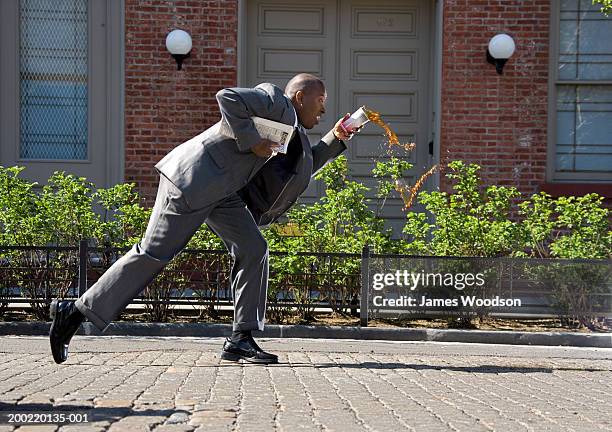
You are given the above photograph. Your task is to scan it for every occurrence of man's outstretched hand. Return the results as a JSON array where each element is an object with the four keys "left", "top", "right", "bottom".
[
  {"left": 251, "top": 138, "right": 283, "bottom": 158},
  {"left": 332, "top": 113, "right": 362, "bottom": 141}
]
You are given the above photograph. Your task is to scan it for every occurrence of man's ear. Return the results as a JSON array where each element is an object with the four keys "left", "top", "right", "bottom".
[{"left": 295, "top": 90, "right": 304, "bottom": 106}]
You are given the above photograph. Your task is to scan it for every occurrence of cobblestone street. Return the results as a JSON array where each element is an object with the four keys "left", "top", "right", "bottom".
[{"left": 0, "top": 336, "right": 611, "bottom": 431}]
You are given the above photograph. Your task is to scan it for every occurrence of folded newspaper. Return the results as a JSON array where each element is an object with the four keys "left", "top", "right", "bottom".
[{"left": 220, "top": 117, "right": 295, "bottom": 154}]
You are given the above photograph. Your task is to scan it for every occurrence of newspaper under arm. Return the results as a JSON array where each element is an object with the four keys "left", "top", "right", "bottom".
[{"left": 219, "top": 116, "right": 295, "bottom": 154}]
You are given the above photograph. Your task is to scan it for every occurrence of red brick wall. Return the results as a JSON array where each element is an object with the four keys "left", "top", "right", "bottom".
[
  {"left": 440, "top": 0, "right": 550, "bottom": 197},
  {"left": 124, "top": 0, "right": 238, "bottom": 204}
]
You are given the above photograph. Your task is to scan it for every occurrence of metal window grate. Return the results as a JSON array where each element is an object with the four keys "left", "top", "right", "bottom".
[{"left": 19, "top": 0, "right": 88, "bottom": 160}]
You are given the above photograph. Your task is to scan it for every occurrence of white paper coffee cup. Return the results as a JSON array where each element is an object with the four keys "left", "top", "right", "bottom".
[{"left": 341, "top": 106, "right": 370, "bottom": 133}]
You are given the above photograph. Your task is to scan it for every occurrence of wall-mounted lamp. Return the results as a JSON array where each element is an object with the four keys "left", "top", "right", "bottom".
[
  {"left": 165, "top": 29, "right": 192, "bottom": 70},
  {"left": 486, "top": 33, "right": 515, "bottom": 75}
]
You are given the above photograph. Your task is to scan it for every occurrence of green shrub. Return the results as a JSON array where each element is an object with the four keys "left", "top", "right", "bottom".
[
  {"left": 397, "top": 161, "right": 611, "bottom": 329},
  {"left": 402, "top": 161, "right": 523, "bottom": 257},
  {"left": 516, "top": 192, "right": 611, "bottom": 329},
  {"left": 0, "top": 166, "right": 44, "bottom": 246},
  {"left": 400, "top": 161, "right": 611, "bottom": 259},
  {"left": 518, "top": 192, "right": 611, "bottom": 259},
  {"left": 594, "top": 0, "right": 612, "bottom": 15},
  {"left": 266, "top": 155, "right": 393, "bottom": 254}
]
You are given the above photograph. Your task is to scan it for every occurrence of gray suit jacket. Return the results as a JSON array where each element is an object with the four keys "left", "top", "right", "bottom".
[{"left": 154, "top": 83, "right": 347, "bottom": 226}]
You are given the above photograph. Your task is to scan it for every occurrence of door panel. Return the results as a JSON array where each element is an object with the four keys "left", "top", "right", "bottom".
[{"left": 338, "top": 0, "right": 433, "bottom": 233}]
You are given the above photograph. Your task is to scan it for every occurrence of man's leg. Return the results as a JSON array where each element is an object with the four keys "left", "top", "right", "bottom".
[
  {"left": 205, "top": 194, "right": 269, "bottom": 332},
  {"left": 75, "top": 175, "right": 212, "bottom": 331},
  {"left": 205, "top": 193, "right": 277, "bottom": 363}
]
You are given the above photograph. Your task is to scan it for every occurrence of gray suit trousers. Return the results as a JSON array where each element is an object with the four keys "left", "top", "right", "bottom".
[{"left": 75, "top": 175, "right": 269, "bottom": 332}]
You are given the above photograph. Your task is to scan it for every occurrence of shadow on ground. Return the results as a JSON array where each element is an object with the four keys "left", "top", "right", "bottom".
[{"left": 52, "top": 360, "right": 612, "bottom": 374}]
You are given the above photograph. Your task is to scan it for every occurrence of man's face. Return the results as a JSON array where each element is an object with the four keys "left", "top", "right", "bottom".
[{"left": 295, "top": 87, "right": 327, "bottom": 129}]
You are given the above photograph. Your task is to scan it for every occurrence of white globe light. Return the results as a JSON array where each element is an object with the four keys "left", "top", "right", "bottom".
[
  {"left": 488, "top": 33, "right": 515, "bottom": 59},
  {"left": 165, "top": 29, "right": 192, "bottom": 55}
]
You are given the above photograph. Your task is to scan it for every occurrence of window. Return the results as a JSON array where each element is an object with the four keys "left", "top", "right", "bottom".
[
  {"left": 549, "top": 0, "right": 612, "bottom": 182},
  {"left": 0, "top": 0, "right": 123, "bottom": 188},
  {"left": 19, "top": 0, "right": 88, "bottom": 160}
]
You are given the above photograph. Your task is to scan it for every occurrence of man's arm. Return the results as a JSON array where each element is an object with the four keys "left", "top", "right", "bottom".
[
  {"left": 216, "top": 83, "right": 287, "bottom": 153},
  {"left": 311, "top": 114, "right": 352, "bottom": 175},
  {"left": 311, "top": 132, "right": 348, "bottom": 176}
]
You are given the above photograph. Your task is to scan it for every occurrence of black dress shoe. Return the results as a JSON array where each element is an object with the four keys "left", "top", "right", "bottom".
[
  {"left": 220, "top": 335, "right": 278, "bottom": 364},
  {"left": 49, "top": 300, "right": 84, "bottom": 364}
]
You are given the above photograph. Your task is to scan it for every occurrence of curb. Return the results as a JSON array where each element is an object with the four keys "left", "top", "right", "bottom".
[{"left": 0, "top": 321, "right": 610, "bottom": 348}]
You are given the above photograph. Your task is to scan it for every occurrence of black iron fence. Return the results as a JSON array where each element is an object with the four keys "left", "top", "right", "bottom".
[
  {"left": 1, "top": 243, "right": 610, "bottom": 327},
  {"left": 362, "top": 250, "right": 612, "bottom": 328},
  {"left": 0, "top": 242, "right": 361, "bottom": 322}
]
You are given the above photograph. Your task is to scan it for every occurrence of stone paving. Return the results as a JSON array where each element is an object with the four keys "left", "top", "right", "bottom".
[{"left": 0, "top": 335, "right": 611, "bottom": 431}]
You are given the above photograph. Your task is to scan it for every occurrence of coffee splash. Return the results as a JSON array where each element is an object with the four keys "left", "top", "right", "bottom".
[
  {"left": 362, "top": 106, "right": 438, "bottom": 210},
  {"left": 363, "top": 107, "right": 415, "bottom": 153},
  {"left": 395, "top": 165, "right": 438, "bottom": 210}
]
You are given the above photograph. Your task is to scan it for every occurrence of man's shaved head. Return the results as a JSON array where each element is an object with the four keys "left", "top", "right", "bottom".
[
  {"left": 285, "top": 73, "right": 325, "bottom": 99},
  {"left": 285, "top": 73, "right": 327, "bottom": 129}
]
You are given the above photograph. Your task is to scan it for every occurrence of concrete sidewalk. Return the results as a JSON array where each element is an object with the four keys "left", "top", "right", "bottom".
[
  {"left": 0, "top": 321, "right": 610, "bottom": 348},
  {"left": 0, "top": 336, "right": 611, "bottom": 431}
]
